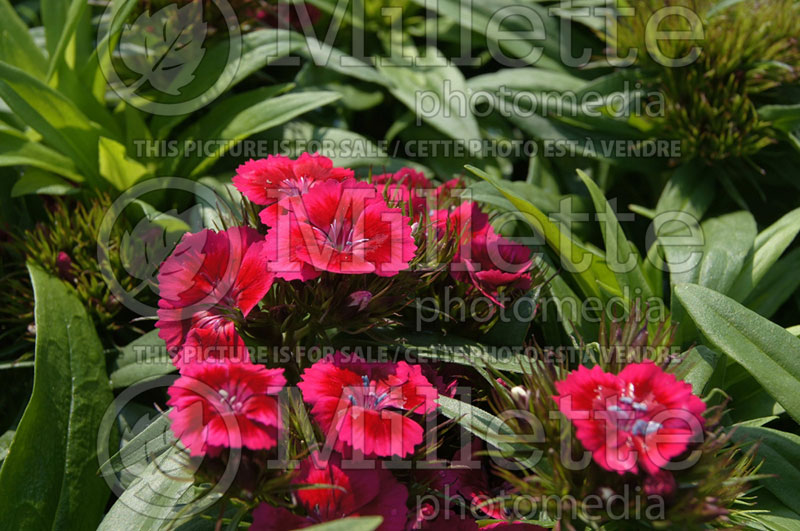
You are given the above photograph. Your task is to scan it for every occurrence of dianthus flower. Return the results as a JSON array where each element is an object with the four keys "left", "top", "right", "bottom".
[
  {"left": 263, "top": 179, "right": 416, "bottom": 280},
  {"left": 433, "top": 202, "right": 532, "bottom": 304},
  {"left": 167, "top": 360, "right": 285, "bottom": 456},
  {"left": 156, "top": 227, "right": 272, "bottom": 355},
  {"left": 553, "top": 361, "right": 706, "bottom": 475},
  {"left": 233, "top": 153, "right": 352, "bottom": 219},
  {"left": 251, "top": 453, "right": 408, "bottom": 530},
  {"left": 298, "top": 353, "right": 437, "bottom": 457}
]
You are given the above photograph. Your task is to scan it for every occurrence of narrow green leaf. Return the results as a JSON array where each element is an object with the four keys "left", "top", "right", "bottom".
[
  {"left": 467, "top": 165, "right": 606, "bottom": 301},
  {"left": 729, "top": 207, "right": 800, "bottom": 302},
  {"left": 576, "top": 169, "right": 653, "bottom": 301}
]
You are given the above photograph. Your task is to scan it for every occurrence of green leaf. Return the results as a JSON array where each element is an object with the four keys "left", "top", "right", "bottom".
[
  {"left": 98, "top": 136, "right": 151, "bottom": 190},
  {"left": 109, "top": 330, "right": 174, "bottom": 388},
  {"left": 0, "top": 61, "right": 102, "bottom": 180},
  {"left": 467, "top": 165, "right": 606, "bottom": 301},
  {"left": 759, "top": 103, "right": 800, "bottom": 132},
  {"left": 303, "top": 517, "right": 384, "bottom": 531},
  {"left": 729, "top": 426, "right": 800, "bottom": 514},
  {"left": 0, "top": 0, "right": 48, "bottom": 77},
  {"left": 576, "top": 169, "right": 654, "bottom": 301},
  {"left": 742, "top": 247, "right": 800, "bottom": 319},
  {"left": 98, "top": 411, "right": 174, "bottom": 486},
  {"left": 0, "top": 126, "right": 84, "bottom": 182},
  {"left": 671, "top": 345, "right": 720, "bottom": 396},
  {"left": 729, "top": 207, "right": 800, "bottom": 302},
  {"left": 97, "top": 447, "right": 200, "bottom": 531},
  {"left": 11, "top": 169, "right": 77, "bottom": 197},
  {"left": 0, "top": 265, "right": 114, "bottom": 530},
  {"left": 176, "top": 88, "right": 342, "bottom": 177},
  {"left": 674, "top": 283, "right": 800, "bottom": 423},
  {"left": 377, "top": 51, "right": 481, "bottom": 151},
  {"left": 437, "top": 395, "right": 541, "bottom": 467}
]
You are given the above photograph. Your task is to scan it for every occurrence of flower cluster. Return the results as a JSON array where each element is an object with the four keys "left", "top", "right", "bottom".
[{"left": 152, "top": 154, "right": 753, "bottom": 529}]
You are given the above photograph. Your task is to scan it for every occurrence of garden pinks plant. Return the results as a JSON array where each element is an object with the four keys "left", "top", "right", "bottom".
[
  {"left": 480, "top": 309, "right": 761, "bottom": 529},
  {"left": 146, "top": 155, "right": 764, "bottom": 529}
]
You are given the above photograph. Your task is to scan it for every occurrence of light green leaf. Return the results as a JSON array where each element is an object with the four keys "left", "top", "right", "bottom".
[
  {"left": 672, "top": 345, "right": 720, "bottom": 396},
  {"left": 0, "top": 0, "right": 48, "bottom": 77},
  {"left": 674, "top": 283, "right": 800, "bottom": 423},
  {"left": 303, "top": 517, "right": 384, "bottom": 531},
  {"left": 0, "top": 265, "right": 114, "bottom": 530},
  {"left": 99, "top": 136, "right": 151, "bottom": 190}
]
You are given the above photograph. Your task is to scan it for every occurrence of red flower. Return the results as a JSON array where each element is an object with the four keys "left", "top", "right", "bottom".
[
  {"left": 251, "top": 453, "right": 409, "bottom": 530},
  {"left": 373, "top": 167, "right": 434, "bottom": 219},
  {"left": 156, "top": 227, "right": 272, "bottom": 355},
  {"left": 167, "top": 360, "right": 285, "bottom": 457},
  {"left": 264, "top": 179, "right": 416, "bottom": 281},
  {"left": 433, "top": 202, "right": 532, "bottom": 304},
  {"left": 174, "top": 326, "right": 250, "bottom": 367},
  {"left": 233, "top": 153, "right": 352, "bottom": 218},
  {"left": 298, "top": 353, "right": 437, "bottom": 458},
  {"left": 553, "top": 362, "right": 706, "bottom": 475}
]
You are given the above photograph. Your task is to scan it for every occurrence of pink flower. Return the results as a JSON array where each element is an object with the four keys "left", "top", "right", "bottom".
[
  {"left": 298, "top": 353, "right": 437, "bottom": 458},
  {"left": 250, "top": 453, "right": 408, "bottom": 530},
  {"left": 264, "top": 179, "right": 417, "bottom": 281},
  {"left": 553, "top": 362, "right": 706, "bottom": 475},
  {"left": 373, "top": 167, "right": 434, "bottom": 219},
  {"left": 233, "top": 153, "right": 352, "bottom": 218},
  {"left": 167, "top": 360, "right": 285, "bottom": 456},
  {"left": 433, "top": 202, "right": 532, "bottom": 304},
  {"left": 156, "top": 227, "right": 272, "bottom": 355},
  {"left": 174, "top": 326, "right": 251, "bottom": 367}
]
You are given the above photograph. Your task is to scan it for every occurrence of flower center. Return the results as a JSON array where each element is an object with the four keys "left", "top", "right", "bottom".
[
  {"left": 605, "top": 395, "right": 663, "bottom": 436},
  {"left": 315, "top": 218, "right": 370, "bottom": 252},
  {"left": 346, "top": 375, "right": 390, "bottom": 409}
]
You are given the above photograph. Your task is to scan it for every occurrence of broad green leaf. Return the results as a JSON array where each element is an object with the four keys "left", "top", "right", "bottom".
[
  {"left": 729, "top": 207, "right": 800, "bottom": 302},
  {"left": 467, "top": 68, "right": 586, "bottom": 93},
  {"left": 377, "top": 52, "right": 481, "bottom": 150},
  {"left": 98, "top": 136, "right": 151, "bottom": 190},
  {"left": 409, "top": 0, "right": 570, "bottom": 70},
  {"left": 576, "top": 169, "right": 654, "bottom": 301},
  {"left": 729, "top": 426, "right": 800, "bottom": 514},
  {"left": 304, "top": 517, "right": 384, "bottom": 531},
  {"left": 745, "top": 491, "right": 800, "bottom": 531},
  {"left": 0, "top": 265, "right": 114, "bottom": 530},
  {"left": 0, "top": 126, "right": 84, "bottom": 181},
  {"left": 674, "top": 283, "right": 800, "bottom": 423},
  {"left": 11, "top": 169, "right": 76, "bottom": 197},
  {"left": 654, "top": 160, "right": 714, "bottom": 222},
  {"left": 468, "top": 165, "right": 606, "bottom": 301},
  {"left": 45, "top": 0, "right": 90, "bottom": 80},
  {"left": 97, "top": 447, "right": 201, "bottom": 531}
]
